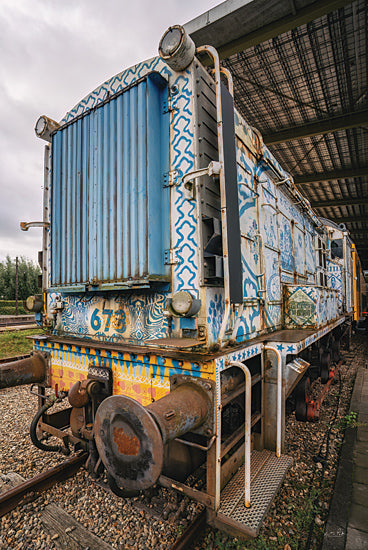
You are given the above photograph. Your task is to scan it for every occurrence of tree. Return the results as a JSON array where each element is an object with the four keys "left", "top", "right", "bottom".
[{"left": 0, "top": 256, "right": 40, "bottom": 300}]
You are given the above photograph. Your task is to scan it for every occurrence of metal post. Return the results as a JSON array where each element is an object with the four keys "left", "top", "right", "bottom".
[
  {"left": 15, "top": 256, "right": 19, "bottom": 316},
  {"left": 264, "top": 346, "right": 282, "bottom": 458}
]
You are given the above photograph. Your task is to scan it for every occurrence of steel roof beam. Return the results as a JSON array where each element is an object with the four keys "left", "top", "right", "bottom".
[
  {"left": 294, "top": 167, "right": 368, "bottom": 185},
  {"left": 263, "top": 109, "right": 368, "bottom": 144},
  {"left": 311, "top": 197, "right": 368, "bottom": 208},
  {"left": 348, "top": 230, "right": 368, "bottom": 236},
  {"left": 186, "top": 0, "right": 355, "bottom": 60},
  {"left": 329, "top": 215, "right": 368, "bottom": 224}
]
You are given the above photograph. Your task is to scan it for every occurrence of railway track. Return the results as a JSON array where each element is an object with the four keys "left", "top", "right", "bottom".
[
  {"left": 0, "top": 450, "right": 207, "bottom": 549},
  {"left": 0, "top": 315, "right": 36, "bottom": 331},
  {"left": 0, "top": 452, "right": 87, "bottom": 517},
  {"left": 169, "top": 509, "right": 207, "bottom": 549},
  {"left": 0, "top": 315, "right": 34, "bottom": 326}
]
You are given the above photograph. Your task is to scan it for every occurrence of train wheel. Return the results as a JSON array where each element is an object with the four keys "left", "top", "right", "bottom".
[
  {"left": 331, "top": 339, "right": 341, "bottom": 362},
  {"left": 320, "top": 351, "right": 331, "bottom": 384},
  {"left": 295, "top": 377, "right": 311, "bottom": 421}
]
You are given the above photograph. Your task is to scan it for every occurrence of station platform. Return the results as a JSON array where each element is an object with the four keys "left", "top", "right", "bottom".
[{"left": 322, "top": 338, "right": 368, "bottom": 550}]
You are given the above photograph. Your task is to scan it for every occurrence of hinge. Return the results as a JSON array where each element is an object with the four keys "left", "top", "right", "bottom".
[
  {"left": 163, "top": 170, "right": 179, "bottom": 188},
  {"left": 164, "top": 248, "right": 181, "bottom": 265},
  {"left": 162, "top": 99, "right": 170, "bottom": 114},
  {"left": 162, "top": 97, "right": 179, "bottom": 114}
]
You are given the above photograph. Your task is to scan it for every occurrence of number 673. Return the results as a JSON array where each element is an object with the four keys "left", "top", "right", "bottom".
[{"left": 90, "top": 308, "right": 127, "bottom": 333}]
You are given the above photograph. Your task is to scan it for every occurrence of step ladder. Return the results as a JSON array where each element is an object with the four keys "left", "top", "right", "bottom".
[{"left": 216, "top": 449, "right": 292, "bottom": 538}]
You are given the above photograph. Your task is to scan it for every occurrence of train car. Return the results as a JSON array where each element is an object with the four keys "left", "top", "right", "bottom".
[
  {"left": 3, "top": 26, "right": 364, "bottom": 539},
  {"left": 322, "top": 218, "right": 367, "bottom": 327}
]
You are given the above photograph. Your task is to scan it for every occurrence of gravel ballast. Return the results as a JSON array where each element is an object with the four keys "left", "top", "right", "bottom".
[{"left": 1, "top": 335, "right": 366, "bottom": 549}]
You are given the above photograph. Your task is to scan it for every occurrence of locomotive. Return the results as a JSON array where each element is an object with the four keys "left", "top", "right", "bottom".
[{"left": 2, "top": 25, "right": 366, "bottom": 538}]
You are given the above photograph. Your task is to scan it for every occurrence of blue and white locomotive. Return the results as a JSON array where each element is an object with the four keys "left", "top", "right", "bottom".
[{"left": 8, "top": 25, "right": 363, "bottom": 538}]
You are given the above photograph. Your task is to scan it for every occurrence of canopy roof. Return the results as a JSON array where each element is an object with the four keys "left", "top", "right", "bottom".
[{"left": 185, "top": 0, "right": 368, "bottom": 269}]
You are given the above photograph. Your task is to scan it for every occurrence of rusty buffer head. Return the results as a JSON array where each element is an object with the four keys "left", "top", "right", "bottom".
[{"left": 94, "top": 396, "right": 163, "bottom": 491}]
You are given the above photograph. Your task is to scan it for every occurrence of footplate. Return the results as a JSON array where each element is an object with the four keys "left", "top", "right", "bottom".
[{"left": 213, "top": 450, "right": 292, "bottom": 538}]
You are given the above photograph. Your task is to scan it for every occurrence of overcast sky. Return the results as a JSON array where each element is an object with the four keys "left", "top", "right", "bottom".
[{"left": 0, "top": 0, "right": 221, "bottom": 265}]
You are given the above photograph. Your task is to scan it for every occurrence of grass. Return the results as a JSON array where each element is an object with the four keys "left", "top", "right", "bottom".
[
  {"left": 201, "top": 482, "right": 322, "bottom": 550},
  {"left": 0, "top": 328, "right": 43, "bottom": 359}
]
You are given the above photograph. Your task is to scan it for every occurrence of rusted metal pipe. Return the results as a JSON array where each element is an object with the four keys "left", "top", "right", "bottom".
[
  {"left": 0, "top": 351, "right": 47, "bottom": 389},
  {"left": 68, "top": 380, "right": 91, "bottom": 408},
  {"left": 146, "top": 382, "right": 210, "bottom": 444},
  {"left": 94, "top": 382, "right": 212, "bottom": 492}
]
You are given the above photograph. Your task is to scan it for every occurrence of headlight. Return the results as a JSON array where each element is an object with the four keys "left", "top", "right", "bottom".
[
  {"left": 169, "top": 291, "right": 201, "bottom": 317},
  {"left": 35, "top": 116, "right": 47, "bottom": 137},
  {"left": 158, "top": 25, "right": 195, "bottom": 72},
  {"left": 25, "top": 295, "right": 44, "bottom": 313},
  {"left": 34, "top": 115, "right": 60, "bottom": 142}
]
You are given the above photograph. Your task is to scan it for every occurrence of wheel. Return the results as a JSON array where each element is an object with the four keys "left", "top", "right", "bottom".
[
  {"left": 295, "top": 377, "right": 311, "bottom": 421},
  {"left": 331, "top": 339, "right": 340, "bottom": 362},
  {"left": 320, "top": 351, "right": 330, "bottom": 384}
]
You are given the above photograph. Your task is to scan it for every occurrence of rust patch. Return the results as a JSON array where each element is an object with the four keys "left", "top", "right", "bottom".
[{"left": 113, "top": 427, "right": 139, "bottom": 456}]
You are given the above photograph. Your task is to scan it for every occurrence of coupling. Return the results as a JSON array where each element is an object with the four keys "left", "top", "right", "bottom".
[{"left": 94, "top": 379, "right": 213, "bottom": 492}]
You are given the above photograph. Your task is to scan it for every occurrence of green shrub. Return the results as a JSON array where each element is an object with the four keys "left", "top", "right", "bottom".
[
  {"left": 0, "top": 300, "right": 19, "bottom": 307},
  {"left": 0, "top": 305, "right": 28, "bottom": 315}
]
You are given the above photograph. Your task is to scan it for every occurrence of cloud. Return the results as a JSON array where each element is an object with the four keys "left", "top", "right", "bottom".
[{"left": 0, "top": 0, "right": 219, "bottom": 264}]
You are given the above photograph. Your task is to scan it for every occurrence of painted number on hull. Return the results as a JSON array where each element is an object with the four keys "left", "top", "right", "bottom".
[{"left": 91, "top": 308, "right": 127, "bottom": 333}]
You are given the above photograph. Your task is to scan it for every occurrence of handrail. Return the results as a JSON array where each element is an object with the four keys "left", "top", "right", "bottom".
[
  {"left": 196, "top": 45, "right": 231, "bottom": 347},
  {"left": 220, "top": 67, "right": 234, "bottom": 97},
  {"left": 229, "top": 361, "right": 252, "bottom": 508}
]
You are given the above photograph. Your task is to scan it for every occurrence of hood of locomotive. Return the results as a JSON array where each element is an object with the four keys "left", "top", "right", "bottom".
[
  {"left": 43, "top": 56, "right": 220, "bottom": 347},
  {"left": 38, "top": 51, "right": 335, "bottom": 351}
]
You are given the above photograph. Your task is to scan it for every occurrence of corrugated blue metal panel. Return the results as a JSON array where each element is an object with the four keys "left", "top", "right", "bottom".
[{"left": 51, "top": 73, "right": 170, "bottom": 288}]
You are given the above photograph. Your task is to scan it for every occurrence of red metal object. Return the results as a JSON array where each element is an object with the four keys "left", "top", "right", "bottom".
[
  {"left": 306, "top": 360, "right": 343, "bottom": 422},
  {"left": 68, "top": 379, "right": 90, "bottom": 408}
]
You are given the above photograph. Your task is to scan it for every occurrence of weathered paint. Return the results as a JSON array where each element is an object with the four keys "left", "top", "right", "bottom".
[
  {"left": 283, "top": 285, "right": 339, "bottom": 329},
  {"left": 33, "top": 338, "right": 215, "bottom": 407},
  {"left": 49, "top": 290, "right": 169, "bottom": 343},
  {"left": 51, "top": 73, "right": 170, "bottom": 289},
  {"left": 41, "top": 53, "right": 356, "bottom": 354}
]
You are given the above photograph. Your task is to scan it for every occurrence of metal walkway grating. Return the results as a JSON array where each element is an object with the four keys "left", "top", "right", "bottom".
[{"left": 218, "top": 450, "right": 293, "bottom": 537}]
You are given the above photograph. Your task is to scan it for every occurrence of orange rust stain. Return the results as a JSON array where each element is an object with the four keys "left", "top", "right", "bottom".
[{"left": 113, "top": 427, "right": 139, "bottom": 456}]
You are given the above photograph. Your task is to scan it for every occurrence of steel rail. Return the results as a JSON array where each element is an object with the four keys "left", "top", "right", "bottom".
[
  {"left": 0, "top": 452, "right": 87, "bottom": 517},
  {"left": 0, "top": 320, "right": 35, "bottom": 327},
  {"left": 169, "top": 509, "right": 207, "bottom": 550}
]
